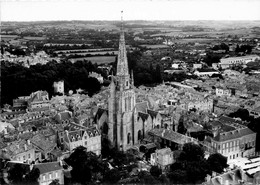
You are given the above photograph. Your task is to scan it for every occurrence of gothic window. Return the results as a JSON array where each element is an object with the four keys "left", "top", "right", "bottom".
[
  {"left": 126, "top": 81, "right": 128, "bottom": 87},
  {"left": 125, "top": 98, "right": 127, "bottom": 112},
  {"left": 138, "top": 130, "right": 142, "bottom": 141},
  {"left": 101, "top": 122, "right": 108, "bottom": 135},
  {"left": 128, "top": 97, "right": 131, "bottom": 111},
  {"left": 127, "top": 133, "right": 131, "bottom": 144}
]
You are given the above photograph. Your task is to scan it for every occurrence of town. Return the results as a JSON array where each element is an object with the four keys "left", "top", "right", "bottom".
[{"left": 1, "top": 10, "right": 260, "bottom": 185}]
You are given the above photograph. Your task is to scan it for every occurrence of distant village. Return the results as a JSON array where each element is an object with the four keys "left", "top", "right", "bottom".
[{"left": 1, "top": 19, "right": 260, "bottom": 185}]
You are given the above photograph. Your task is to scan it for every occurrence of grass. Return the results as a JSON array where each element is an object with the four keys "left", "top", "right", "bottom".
[{"left": 69, "top": 56, "right": 116, "bottom": 64}]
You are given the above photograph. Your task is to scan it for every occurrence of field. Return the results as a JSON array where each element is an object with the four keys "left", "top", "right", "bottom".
[
  {"left": 140, "top": 44, "right": 170, "bottom": 49},
  {"left": 174, "top": 38, "right": 217, "bottom": 44},
  {"left": 54, "top": 48, "right": 116, "bottom": 53},
  {"left": 62, "top": 51, "right": 118, "bottom": 56},
  {"left": 69, "top": 56, "right": 116, "bottom": 64}
]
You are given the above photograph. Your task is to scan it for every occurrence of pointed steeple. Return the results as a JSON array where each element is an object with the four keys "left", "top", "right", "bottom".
[{"left": 116, "top": 11, "right": 129, "bottom": 77}]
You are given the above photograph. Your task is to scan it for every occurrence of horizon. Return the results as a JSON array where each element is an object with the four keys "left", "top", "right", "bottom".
[{"left": 1, "top": 0, "right": 260, "bottom": 22}]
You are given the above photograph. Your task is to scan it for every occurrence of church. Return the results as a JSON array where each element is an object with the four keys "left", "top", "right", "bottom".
[{"left": 95, "top": 13, "right": 162, "bottom": 151}]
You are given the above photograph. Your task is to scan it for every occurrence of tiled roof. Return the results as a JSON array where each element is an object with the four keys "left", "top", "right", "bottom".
[
  {"left": 219, "top": 115, "right": 243, "bottom": 125},
  {"left": 156, "top": 148, "right": 172, "bottom": 155},
  {"left": 135, "top": 101, "right": 149, "bottom": 113},
  {"left": 148, "top": 128, "right": 195, "bottom": 145},
  {"left": 31, "top": 134, "right": 56, "bottom": 152},
  {"left": 34, "top": 162, "right": 63, "bottom": 174},
  {"left": 208, "top": 168, "right": 244, "bottom": 185},
  {"left": 3, "top": 139, "right": 34, "bottom": 157},
  {"left": 213, "top": 127, "right": 255, "bottom": 142},
  {"left": 55, "top": 111, "right": 72, "bottom": 121}
]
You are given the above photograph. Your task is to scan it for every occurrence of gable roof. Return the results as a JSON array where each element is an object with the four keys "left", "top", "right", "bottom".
[
  {"left": 34, "top": 162, "right": 63, "bottom": 174},
  {"left": 95, "top": 108, "right": 108, "bottom": 121},
  {"left": 149, "top": 128, "right": 195, "bottom": 145},
  {"left": 138, "top": 112, "right": 149, "bottom": 122},
  {"left": 147, "top": 109, "right": 159, "bottom": 119},
  {"left": 135, "top": 101, "right": 149, "bottom": 113},
  {"left": 213, "top": 127, "right": 255, "bottom": 142}
]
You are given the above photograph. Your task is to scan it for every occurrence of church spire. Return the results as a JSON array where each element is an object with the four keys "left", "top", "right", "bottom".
[{"left": 116, "top": 11, "right": 129, "bottom": 77}]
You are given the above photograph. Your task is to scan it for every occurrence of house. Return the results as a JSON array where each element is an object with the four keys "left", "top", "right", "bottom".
[
  {"left": 31, "top": 133, "right": 56, "bottom": 161},
  {"left": 204, "top": 116, "right": 256, "bottom": 162},
  {"left": 63, "top": 127, "right": 101, "bottom": 155},
  {"left": 0, "top": 139, "right": 37, "bottom": 164},
  {"left": 27, "top": 91, "right": 50, "bottom": 112},
  {"left": 54, "top": 111, "right": 73, "bottom": 125},
  {"left": 34, "top": 161, "right": 64, "bottom": 185},
  {"left": 215, "top": 86, "right": 232, "bottom": 97},
  {"left": 150, "top": 148, "right": 174, "bottom": 170}
]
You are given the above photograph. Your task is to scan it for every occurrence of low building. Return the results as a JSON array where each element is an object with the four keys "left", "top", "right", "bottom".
[
  {"left": 0, "top": 139, "right": 36, "bottom": 164},
  {"left": 148, "top": 128, "right": 198, "bottom": 151},
  {"left": 194, "top": 69, "right": 219, "bottom": 77},
  {"left": 34, "top": 161, "right": 64, "bottom": 185},
  {"left": 150, "top": 148, "right": 174, "bottom": 170},
  {"left": 219, "top": 55, "right": 260, "bottom": 69}
]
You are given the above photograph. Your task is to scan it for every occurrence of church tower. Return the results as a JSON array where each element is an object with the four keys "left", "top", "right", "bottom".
[{"left": 108, "top": 11, "right": 136, "bottom": 151}]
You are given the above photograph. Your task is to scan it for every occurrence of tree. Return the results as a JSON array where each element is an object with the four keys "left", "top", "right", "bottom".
[
  {"left": 8, "top": 164, "right": 27, "bottom": 184},
  {"left": 25, "top": 167, "right": 40, "bottom": 183},
  {"left": 150, "top": 165, "right": 162, "bottom": 178},
  {"left": 138, "top": 170, "right": 160, "bottom": 184},
  {"left": 179, "top": 142, "right": 205, "bottom": 162},
  {"left": 103, "top": 169, "right": 121, "bottom": 184},
  {"left": 49, "top": 179, "right": 60, "bottom": 185},
  {"left": 207, "top": 153, "right": 228, "bottom": 173},
  {"left": 168, "top": 169, "right": 187, "bottom": 184},
  {"left": 64, "top": 146, "right": 107, "bottom": 184}
]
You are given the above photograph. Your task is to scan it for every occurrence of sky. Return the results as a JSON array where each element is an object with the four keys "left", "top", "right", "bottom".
[{"left": 1, "top": 0, "right": 260, "bottom": 22}]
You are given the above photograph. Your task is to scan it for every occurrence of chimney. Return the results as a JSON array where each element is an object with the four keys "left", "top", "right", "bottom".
[
  {"left": 24, "top": 144, "right": 27, "bottom": 151},
  {"left": 27, "top": 140, "right": 30, "bottom": 145},
  {"left": 16, "top": 144, "right": 19, "bottom": 149}
]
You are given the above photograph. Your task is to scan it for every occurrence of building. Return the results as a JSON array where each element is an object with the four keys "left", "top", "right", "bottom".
[
  {"left": 194, "top": 69, "right": 219, "bottom": 77},
  {"left": 34, "top": 161, "right": 64, "bottom": 185},
  {"left": 215, "top": 86, "right": 233, "bottom": 97},
  {"left": 0, "top": 139, "right": 37, "bottom": 164},
  {"left": 63, "top": 127, "right": 101, "bottom": 155},
  {"left": 219, "top": 55, "right": 260, "bottom": 69},
  {"left": 95, "top": 14, "right": 161, "bottom": 151},
  {"left": 205, "top": 168, "right": 249, "bottom": 185},
  {"left": 150, "top": 148, "right": 174, "bottom": 170},
  {"left": 204, "top": 116, "right": 256, "bottom": 161},
  {"left": 148, "top": 128, "right": 198, "bottom": 151},
  {"left": 27, "top": 91, "right": 50, "bottom": 111},
  {"left": 53, "top": 81, "right": 65, "bottom": 95}
]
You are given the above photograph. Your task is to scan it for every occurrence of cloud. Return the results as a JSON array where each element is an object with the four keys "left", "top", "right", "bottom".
[{"left": 1, "top": 0, "right": 260, "bottom": 21}]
